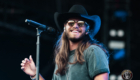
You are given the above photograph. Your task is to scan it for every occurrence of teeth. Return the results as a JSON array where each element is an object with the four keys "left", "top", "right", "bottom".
[{"left": 72, "top": 31, "right": 78, "bottom": 32}]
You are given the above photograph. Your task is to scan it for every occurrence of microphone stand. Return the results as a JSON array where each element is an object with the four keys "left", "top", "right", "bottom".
[
  {"left": 36, "top": 28, "right": 43, "bottom": 80},
  {"left": 25, "top": 19, "right": 57, "bottom": 80}
]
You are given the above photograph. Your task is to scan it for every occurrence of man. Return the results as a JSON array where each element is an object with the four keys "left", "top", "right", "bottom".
[{"left": 21, "top": 5, "right": 110, "bottom": 80}]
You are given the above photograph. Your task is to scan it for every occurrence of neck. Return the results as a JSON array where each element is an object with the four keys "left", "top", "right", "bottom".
[{"left": 69, "top": 40, "right": 82, "bottom": 51}]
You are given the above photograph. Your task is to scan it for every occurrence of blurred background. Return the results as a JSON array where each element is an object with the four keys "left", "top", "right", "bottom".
[{"left": 0, "top": 0, "right": 139, "bottom": 80}]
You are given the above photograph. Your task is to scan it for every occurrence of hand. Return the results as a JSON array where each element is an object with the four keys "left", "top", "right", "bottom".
[{"left": 21, "top": 55, "right": 36, "bottom": 76}]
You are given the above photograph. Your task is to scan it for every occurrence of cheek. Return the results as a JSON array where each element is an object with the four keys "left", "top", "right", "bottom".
[
  {"left": 81, "top": 27, "right": 86, "bottom": 33},
  {"left": 65, "top": 27, "right": 70, "bottom": 32},
  {"left": 65, "top": 26, "right": 70, "bottom": 31}
]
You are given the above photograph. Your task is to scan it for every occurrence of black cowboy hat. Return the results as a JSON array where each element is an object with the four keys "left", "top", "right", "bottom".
[{"left": 54, "top": 4, "right": 101, "bottom": 39}]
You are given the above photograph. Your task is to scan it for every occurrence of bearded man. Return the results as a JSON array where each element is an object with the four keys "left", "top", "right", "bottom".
[{"left": 21, "top": 5, "right": 110, "bottom": 80}]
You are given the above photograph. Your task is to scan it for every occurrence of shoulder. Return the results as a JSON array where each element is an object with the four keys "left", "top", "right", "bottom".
[
  {"left": 84, "top": 45, "right": 104, "bottom": 54},
  {"left": 88, "top": 45, "right": 102, "bottom": 50},
  {"left": 83, "top": 45, "right": 108, "bottom": 60}
]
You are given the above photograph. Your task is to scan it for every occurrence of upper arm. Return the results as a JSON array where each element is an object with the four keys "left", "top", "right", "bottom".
[
  {"left": 86, "top": 45, "right": 110, "bottom": 79},
  {"left": 94, "top": 73, "right": 109, "bottom": 80}
]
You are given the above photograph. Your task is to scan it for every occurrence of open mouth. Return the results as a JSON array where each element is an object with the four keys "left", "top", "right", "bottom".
[
  {"left": 70, "top": 30, "right": 81, "bottom": 33},
  {"left": 72, "top": 31, "right": 79, "bottom": 33}
]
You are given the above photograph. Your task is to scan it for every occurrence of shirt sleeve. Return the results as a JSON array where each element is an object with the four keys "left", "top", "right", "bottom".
[{"left": 86, "top": 45, "right": 110, "bottom": 79}]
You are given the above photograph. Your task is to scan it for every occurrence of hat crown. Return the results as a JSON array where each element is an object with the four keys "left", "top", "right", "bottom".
[{"left": 68, "top": 5, "right": 88, "bottom": 15}]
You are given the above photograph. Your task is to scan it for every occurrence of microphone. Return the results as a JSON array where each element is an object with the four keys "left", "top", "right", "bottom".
[{"left": 25, "top": 19, "right": 56, "bottom": 33}]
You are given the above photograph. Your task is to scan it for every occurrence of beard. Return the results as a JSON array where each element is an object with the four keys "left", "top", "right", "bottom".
[{"left": 65, "top": 29, "right": 86, "bottom": 43}]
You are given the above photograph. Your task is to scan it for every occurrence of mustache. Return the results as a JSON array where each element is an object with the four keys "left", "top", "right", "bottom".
[{"left": 69, "top": 27, "right": 81, "bottom": 32}]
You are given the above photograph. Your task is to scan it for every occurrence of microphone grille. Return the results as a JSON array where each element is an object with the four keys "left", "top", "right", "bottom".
[
  {"left": 47, "top": 27, "right": 55, "bottom": 33},
  {"left": 25, "top": 19, "right": 28, "bottom": 22}
]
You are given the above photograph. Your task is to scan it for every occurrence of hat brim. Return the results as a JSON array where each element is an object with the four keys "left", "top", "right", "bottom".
[{"left": 54, "top": 12, "right": 101, "bottom": 37}]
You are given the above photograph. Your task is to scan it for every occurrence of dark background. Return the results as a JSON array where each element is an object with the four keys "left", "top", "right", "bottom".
[{"left": 0, "top": 0, "right": 139, "bottom": 80}]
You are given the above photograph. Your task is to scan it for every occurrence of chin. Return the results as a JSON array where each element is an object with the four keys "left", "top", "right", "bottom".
[
  {"left": 66, "top": 31, "right": 86, "bottom": 42},
  {"left": 68, "top": 36, "right": 83, "bottom": 43},
  {"left": 70, "top": 36, "right": 81, "bottom": 39}
]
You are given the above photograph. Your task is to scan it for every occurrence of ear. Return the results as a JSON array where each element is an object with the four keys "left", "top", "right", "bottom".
[
  {"left": 86, "top": 29, "right": 89, "bottom": 35},
  {"left": 63, "top": 26, "right": 66, "bottom": 32}
]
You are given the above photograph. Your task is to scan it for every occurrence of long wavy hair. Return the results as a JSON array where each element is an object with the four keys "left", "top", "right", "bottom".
[{"left": 54, "top": 31, "right": 109, "bottom": 75}]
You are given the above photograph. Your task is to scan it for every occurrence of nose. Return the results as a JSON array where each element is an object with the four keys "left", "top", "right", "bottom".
[{"left": 73, "top": 23, "right": 79, "bottom": 28}]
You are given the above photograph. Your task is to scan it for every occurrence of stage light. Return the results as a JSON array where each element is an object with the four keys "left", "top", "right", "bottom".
[
  {"left": 117, "top": 29, "right": 124, "bottom": 37},
  {"left": 110, "top": 74, "right": 117, "bottom": 80},
  {"left": 108, "top": 40, "right": 125, "bottom": 49},
  {"left": 114, "top": 10, "right": 128, "bottom": 22},
  {"left": 109, "top": 29, "right": 117, "bottom": 37},
  {"left": 113, "top": 49, "right": 125, "bottom": 60},
  {"left": 117, "top": 75, "right": 123, "bottom": 80},
  {"left": 114, "top": 10, "right": 127, "bottom": 18}
]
